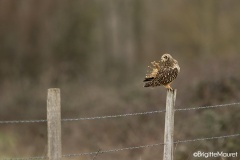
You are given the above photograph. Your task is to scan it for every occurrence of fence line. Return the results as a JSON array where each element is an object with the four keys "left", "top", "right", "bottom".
[
  {"left": 3, "top": 133, "right": 240, "bottom": 160},
  {"left": 0, "top": 102, "right": 239, "bottom": 124}
]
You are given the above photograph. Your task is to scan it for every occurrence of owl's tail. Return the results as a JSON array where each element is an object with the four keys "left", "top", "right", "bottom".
[
  {"left": 143, "top": 77, "right": 154, "bottom": 82},
  {"left": 143, "top": 82, "right": 152, "bottom": 87},
  {"left": 143, "top": 77, "right": 154, "bottom": 87}
]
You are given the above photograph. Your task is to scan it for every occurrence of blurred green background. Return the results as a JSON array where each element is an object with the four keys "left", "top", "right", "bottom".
[{"left": 0, "top": 0, "right": 240, "bottom": 159}]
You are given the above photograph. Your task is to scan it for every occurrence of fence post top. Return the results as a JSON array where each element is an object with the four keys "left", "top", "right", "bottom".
[
  {"left": 166, "top": 89, "right": 177, "bottom": 93},
  {"left": 48, "top": 88, "right": 60, "bottom": 91}
]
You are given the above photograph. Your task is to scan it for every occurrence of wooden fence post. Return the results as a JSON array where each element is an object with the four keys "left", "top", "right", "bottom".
[
  {"left": 47, "top": 88, "right": 62, "bottom": 160},
  {"left": 163, "top": 89, "right": 176, "bottom": 160}
]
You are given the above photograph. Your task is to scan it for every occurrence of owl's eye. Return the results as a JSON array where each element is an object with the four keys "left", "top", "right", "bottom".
[{"left": 164, "top": 56, "right": 168, "bottom": 59}]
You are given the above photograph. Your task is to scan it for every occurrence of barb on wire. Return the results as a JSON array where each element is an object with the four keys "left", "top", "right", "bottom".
[
  {"left": 92, "top": 149, "right": 101, "bottom": 160},
  {"left": 62, "top": 133, "right": 240, "bottom": 158},
  {"left": 0, "top": 102, "right": 239, "bottom": 124}
]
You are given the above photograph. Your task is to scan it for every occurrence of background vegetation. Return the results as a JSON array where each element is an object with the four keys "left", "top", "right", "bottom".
[{"left": 0, "top": 0, "right": 240, "bottom": 159}]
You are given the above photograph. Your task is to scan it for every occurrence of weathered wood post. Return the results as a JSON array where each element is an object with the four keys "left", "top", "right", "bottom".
[
  {"left": 47, "top": 88, "right": 62, "bottom": 160},
  {"left": 163, "top": 89, "right": 176, "bottom": 160}
]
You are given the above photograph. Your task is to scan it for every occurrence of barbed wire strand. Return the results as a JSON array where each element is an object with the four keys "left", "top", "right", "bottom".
[
  {"left": 3, "top": 133, "right": 239, "bottom": 160},
  {"left": 174, "top": 133, "right": 240, "bottom": 144},
  {"left": 1, "top": 156, "right": 47, "bottom": 160},
  {"left": 61, "top": 110, "right": 166, "bottom": 122},
  {"left": 62, "top": 133, "right": 240, "bottom": 158},
  {"left": 0, "top": 119, "right": 47, "bottom": 124},
  {"left": 0, "top": 102, "right": 239, "bottom": 124},
  {"left": 175, "top": 102, "right": 240, "bottom": 112},
  {"left": 62, "top": 102, "right": 240, "bottom": 122},
  {"left": 63, "top": 143, "right": 164, "bottom": 158}
]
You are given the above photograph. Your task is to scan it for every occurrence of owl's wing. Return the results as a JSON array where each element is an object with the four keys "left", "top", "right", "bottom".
[
  {"left": 156, "top": 67, "right": 178, "bottom": 85},
  {"left": 144, "top": 61, "right": 160, "bottom": 81}
]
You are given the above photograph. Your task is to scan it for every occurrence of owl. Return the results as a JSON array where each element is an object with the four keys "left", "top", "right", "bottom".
[{"left": 143, "top": 54, "right": 180, "bottom": 90}]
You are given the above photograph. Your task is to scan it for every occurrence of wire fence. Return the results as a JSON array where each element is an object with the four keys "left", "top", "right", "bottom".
[
  {"left": 3, "top": 133, "right": 240, "bottom": 160},
  {"left": 0, "top": 101, "right": 240, "bottom": 160},
  {"left": 63, "top": 133, "right": 240, "bottom": 157},
  {"left": 0, "top": 102, "right": 239, "bottom": 124}
]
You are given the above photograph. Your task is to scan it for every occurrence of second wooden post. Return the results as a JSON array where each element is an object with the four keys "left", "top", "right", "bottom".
[
  {"left": 47, "top": 88, "right": 62, "bottom": 160},
  {"left": 163, "top": 89, "right": 176, "bottom": 160}
]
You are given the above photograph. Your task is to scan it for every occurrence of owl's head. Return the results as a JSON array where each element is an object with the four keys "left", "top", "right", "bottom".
[{"left": 161, "top": 53, "right": 173, "bottom": 62}]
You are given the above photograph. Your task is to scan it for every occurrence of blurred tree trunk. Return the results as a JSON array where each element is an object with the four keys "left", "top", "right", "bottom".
[
  {"left": 200, "top": 0, "right": 218, "bottom": 55},
  {"left": 96, "top": 0, "right": 139, "bottom": 73}
]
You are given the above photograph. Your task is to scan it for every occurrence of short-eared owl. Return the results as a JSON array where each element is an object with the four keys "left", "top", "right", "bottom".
[{"left": 143, "top": 54, "right": 180, "bottom": 90}]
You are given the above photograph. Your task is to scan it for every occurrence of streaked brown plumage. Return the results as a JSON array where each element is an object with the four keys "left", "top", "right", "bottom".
[{"left": 143, "top": 54, "right": 180, "bottom": 90}]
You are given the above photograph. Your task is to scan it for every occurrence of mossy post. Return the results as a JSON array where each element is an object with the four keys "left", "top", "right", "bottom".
[
  {"left": 163, "top": 89, "right": 176, "bottom": 160},
  {"left": 47, "top": 88, "right": 62, "bottom": 160}
]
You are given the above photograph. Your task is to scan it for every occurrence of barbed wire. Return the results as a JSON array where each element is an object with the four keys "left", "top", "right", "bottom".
[
  {"left": 174, "top": 133, "right": 240, "bottom": 144},
  {"left": 0, "top": 119, "right": 47, "bottom": 124},
  {"left": 0, "top": 102, "right": 239, "bottom": 124},
  {"left": 4, "top": 133, "right": 239, "bottom": 160},
  {"left": 62, "top": 102, "right": 240, "bottom": 122},
  {"left": 1, "top": 156, "right": 47, "bottom": 160},
  {"left": 63, "top": 143, "right": 164, "bottom": 158},
  {"left": 62, "top": 133, "right": 240, "bottom": 158},
  {"left": 175, "top": 102, "right": 240, "bottom": 112},
  {"left": 61, "top": 110, "right": 166, "bottom": 122}
]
